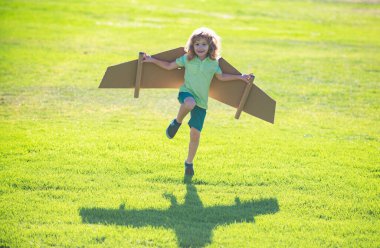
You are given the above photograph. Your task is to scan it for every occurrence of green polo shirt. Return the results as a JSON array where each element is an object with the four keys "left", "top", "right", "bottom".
[{"left": 176, "top": 54, "right": 222, "bottom": 109}]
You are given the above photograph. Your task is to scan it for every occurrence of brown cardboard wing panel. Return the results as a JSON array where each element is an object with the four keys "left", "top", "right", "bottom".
[
  {"left": 209, "top": 79, "right": 246, "bottom": 108},
  {"left": 141, "top": 47, "right": 186, "bottom": 88},
  {"left": 141, "top": 65, "right": 184, "bottom": 88},
  {"left": 210, "top": 57, "right": 276, "bottom": 123},
  {"left": 244, "top": 84, "right": 276, "bottom": 123},
  {"left": 209, "top": 57, "right": 245, "bottom": 108},
  {"left": 99, "top": 47, "right": 186, "bottom": 89},
  {"left": 99, "top": 60, "right": 137, "bottom": 88}
]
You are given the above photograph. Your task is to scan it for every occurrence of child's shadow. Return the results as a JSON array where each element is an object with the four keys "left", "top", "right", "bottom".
[{"left": 80, "top": 175, "right": 279, "bottom": 247}]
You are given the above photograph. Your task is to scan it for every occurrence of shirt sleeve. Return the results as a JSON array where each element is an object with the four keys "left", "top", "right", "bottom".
[
  {"left": 176, "top": 55, "right": 186, "bottom": 67},
  {"left": 215, "top": 64, "right": 222, "bottom": 74}
]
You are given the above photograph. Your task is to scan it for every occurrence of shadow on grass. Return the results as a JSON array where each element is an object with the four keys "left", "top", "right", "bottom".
[{"left": 79, "top": 175, "right": 279, "bottom": 247}]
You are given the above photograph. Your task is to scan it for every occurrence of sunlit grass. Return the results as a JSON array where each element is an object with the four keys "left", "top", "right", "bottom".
[{"left": 0, "top": 0, "right": 379, "bottom": 247}]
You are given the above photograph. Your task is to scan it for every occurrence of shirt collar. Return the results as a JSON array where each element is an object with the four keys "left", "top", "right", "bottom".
[{"left": 196, "top": 55, "right": 210, "bottom": 62}]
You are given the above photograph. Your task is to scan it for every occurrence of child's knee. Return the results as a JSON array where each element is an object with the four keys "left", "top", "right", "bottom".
[
  {"left": 184, "top": 103, "right": 195, "bottom": 111},
  {"left": 184, "top": 98, "right": 196, "bottom": 110}
]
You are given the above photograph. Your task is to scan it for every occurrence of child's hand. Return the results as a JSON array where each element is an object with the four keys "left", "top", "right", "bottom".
[
  {"left": 142, "top": 53, "right": 154, "bottom": 63},
  {"left": 240, "top": 73, "right": 254, "bottom": 83}
]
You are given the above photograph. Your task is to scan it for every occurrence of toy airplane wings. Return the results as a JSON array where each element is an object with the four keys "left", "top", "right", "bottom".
[{"left": 99, "top": 47, "right": 276, "bottom": 123}]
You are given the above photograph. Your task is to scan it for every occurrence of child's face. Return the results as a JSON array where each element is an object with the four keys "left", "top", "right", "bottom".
[{"left": 193, "top": 38, "right": 209, "bottom": 59}]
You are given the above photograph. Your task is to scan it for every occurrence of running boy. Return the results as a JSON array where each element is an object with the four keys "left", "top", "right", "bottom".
[{"left": 143, "top": 27, "right": 252, "bottom": 176}]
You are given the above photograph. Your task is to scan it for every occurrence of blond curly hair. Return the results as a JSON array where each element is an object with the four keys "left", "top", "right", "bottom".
[{"left": 185, "top": 27, "right": 221, "bottom": 61}]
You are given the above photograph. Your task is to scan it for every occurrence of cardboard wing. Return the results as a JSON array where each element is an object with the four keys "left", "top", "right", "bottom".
[{"left": 99, "top": 47, "right": 276, "bottom": 123}]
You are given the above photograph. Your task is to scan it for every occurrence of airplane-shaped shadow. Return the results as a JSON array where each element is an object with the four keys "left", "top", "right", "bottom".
[{"left": 79, "top": 176, "right": 279, "bottom": 247}]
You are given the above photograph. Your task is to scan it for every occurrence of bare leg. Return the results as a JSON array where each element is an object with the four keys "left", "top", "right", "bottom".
[
  {"left": 186, "top": 127, "right": 201, "bottom": 164},
  {"left": 176, "top": 97, "right": 196, "bottom": 123}
]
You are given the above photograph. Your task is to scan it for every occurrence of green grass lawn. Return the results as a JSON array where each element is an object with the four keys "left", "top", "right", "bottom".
[{"left": 1, "top": 0, "right": 379, "bottom": 247}]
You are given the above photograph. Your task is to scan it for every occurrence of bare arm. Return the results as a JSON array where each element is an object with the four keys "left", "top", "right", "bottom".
[
  {"left": 215, "top": 73, "right": 254, "bottom": 83},
  {"left": 142, "top": 53, "right": 178, "bottom": 70}
]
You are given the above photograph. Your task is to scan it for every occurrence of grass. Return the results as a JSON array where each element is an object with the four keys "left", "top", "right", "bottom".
[{"left": 0, "top": 0, "right": 379, "bottom": 247}]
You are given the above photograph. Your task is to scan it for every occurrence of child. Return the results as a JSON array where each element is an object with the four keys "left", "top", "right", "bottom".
[{"left": 143, "top": 27, "right": 252, "bottom": 176}]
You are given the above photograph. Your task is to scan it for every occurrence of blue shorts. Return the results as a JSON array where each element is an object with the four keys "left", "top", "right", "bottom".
[{"left": 178, "top": 92, "right": 206, "bottom": 132}]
